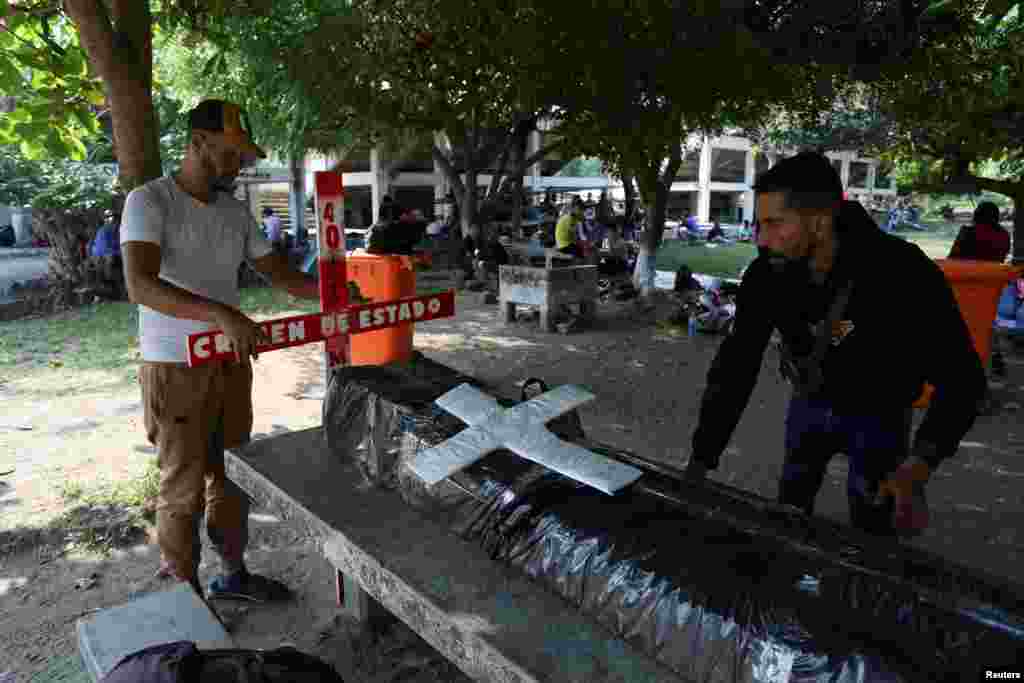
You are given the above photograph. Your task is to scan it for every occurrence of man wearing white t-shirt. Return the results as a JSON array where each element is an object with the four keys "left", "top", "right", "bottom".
[{"left": 121, "top": 100, "right": 319, "bottom": 601}]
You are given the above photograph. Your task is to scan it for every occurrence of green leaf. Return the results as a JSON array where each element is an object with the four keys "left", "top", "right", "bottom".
[{"left": 982, "top": 0, "right": 1018, "bottom": 21}]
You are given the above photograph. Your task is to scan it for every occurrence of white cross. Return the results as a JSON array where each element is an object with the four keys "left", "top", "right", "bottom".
[{"left": 408, "top": 383, "right": 643, "bottom": 495}]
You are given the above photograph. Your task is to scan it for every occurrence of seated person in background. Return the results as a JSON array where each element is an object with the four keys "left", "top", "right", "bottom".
[
  {"left": 949, "top": 201, "right": 1012, "bottom": 377},
  {"left": 91, "top": 211, "right": 122, "bottom": 259},
  {"left": 949, "top": 201, "right": 1011, "bottom": 262},
  {"left": 685, "top": 212, "right": 699, "bottom": 233},
  {"left": 598, "top": 225, "right": 630, "bottom": 276},
  {"left": 555, "top": 198, "right": 585, "bottom": 258},
  {"left": 998, "top": 278, "right": 1024, "bottom": 344},
  {"left": 707, "top": 220, "right": 725, "bottom": 242},
  {"left": 261, "top": 207, "right": 285, "bottom": 254},
  {"left": 90, "top": 211, "right": 124, "bottom": 297},
  {"left": 426, "top": 215, "right": 446, "bottom": 239}
]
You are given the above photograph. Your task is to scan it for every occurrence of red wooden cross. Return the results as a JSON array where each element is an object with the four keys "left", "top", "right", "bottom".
[{"left": 185, "top": 171, "right": 455, "bottom": 368}]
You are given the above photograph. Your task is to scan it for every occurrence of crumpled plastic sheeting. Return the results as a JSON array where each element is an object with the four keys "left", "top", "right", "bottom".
[
  {"left": 449, "top": 458, "right": 1023, "bottom": 682},
  {"left": 322, "top": 354, "right": 480, "bottom": 489},
  {"left": 321, "top": 360, "right": 1024, "bottom": 682}
]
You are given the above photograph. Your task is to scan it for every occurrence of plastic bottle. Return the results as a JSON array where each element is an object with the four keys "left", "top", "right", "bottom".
[{"left": 687, "top": 314, "right": 697, "bottom": 337}]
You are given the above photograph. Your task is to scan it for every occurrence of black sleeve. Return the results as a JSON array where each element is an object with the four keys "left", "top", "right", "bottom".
[
  {"left": 911, "top": 249, "right": 987, "bottom": 469},
  {"left": 690, "top": 259, "right": 774, "bottom": 469}
]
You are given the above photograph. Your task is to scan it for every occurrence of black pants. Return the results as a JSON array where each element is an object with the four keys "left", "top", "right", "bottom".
[{"left": 779, "top": 397, "right": 912, "bottom": 536}]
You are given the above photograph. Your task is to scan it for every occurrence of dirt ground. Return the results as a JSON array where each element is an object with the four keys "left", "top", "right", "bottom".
[{"left": 2, "top": 290, "right": 1023, "bottom": 681}]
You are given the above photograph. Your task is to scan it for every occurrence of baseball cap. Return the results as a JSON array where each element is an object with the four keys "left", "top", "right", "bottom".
[{"left": 188, "top": 99, "right": 266, "bottom": 162}]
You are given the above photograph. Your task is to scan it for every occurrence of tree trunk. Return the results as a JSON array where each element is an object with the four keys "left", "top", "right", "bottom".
[
  {"left": 65, "top": 0, "right": 162, "bottom": 192},
  {"left": 509, "top": 127, "right": 528, "bottom": 237},
  {"left": 633, "top": 181, "right": 668, "bottom": 294},
  {"left": 461, "top": 168, "right": 479, "bottom": 242},
  {"left": 1013, "top": 194, "right": 1024, "bottom": 265},
  {"left": 621, "top": 171, "right": 637, "bottom": 224},
  {"left": 289, "top": 153, "right": 306, "bottom": 241}
]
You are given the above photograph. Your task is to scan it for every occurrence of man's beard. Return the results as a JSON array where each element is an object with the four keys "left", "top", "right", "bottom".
[
  {"left": 202, "top": 152, "right": 237, "bottom": 193},
  {"left": 759, "top": 247, "right": 810, "bottom": 275},
  {"left": 211, "top": 175, "right": 236, "bottom": 193}
]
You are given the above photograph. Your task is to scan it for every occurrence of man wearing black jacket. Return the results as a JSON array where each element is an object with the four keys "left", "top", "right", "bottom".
[{"left": 685, "top": 152, "right": 986, "bottom": 536}]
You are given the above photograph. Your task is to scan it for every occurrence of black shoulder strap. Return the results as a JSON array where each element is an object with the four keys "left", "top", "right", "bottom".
[
  {"left": 798, "top": 278, "right": 854, "bottom": 395},
  {"left": 813, "top": 278, "right": 854, "bottom": 363}
]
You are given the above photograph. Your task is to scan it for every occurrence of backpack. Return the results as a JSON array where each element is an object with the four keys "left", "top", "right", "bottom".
[{"left": 101, "top": 641, "right": 347, "bottom": 683}]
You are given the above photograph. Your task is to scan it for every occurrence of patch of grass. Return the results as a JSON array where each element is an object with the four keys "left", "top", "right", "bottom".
[
  {"left": 652, "top": 222, "right": 960, "bottom": 280},
  {"left": 896, "top": 222, "right": 959, "bottom": 260},
  {"left": 47, "top": 458, "right": 161, "bottom": 555},
  {"left": 241, "top": 286, "right": 321, "bottom": 317},
  {"left": 655, "top": 242, "right": 757, "bottom": 278},
  {"left": 0, "top": 286, "right": 319, "bottom": 385},
  {"left": 59, "top": 480, "right": 85, "bottom": 502}
]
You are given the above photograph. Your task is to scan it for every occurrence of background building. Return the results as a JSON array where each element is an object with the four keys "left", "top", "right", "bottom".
[{"left": 237, "top": 129, "right": 897, "bottom": 232}]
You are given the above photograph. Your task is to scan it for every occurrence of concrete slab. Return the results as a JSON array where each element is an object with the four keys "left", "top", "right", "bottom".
[
  {"left": 76, "top": 582, "right": 235, "bottom": 682},
  {"left": 226, "top": 428, "right": 684, "bottom": 683}
]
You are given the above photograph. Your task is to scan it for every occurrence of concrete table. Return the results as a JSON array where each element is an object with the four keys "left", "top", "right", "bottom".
[
  {"left": 499, "top": 265, "right": 598, "bottom": 332},
  {"left": 225, "top": 428, "right": 683, "bottom": 683}
]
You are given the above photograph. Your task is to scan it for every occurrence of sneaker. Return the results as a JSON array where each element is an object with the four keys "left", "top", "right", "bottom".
[{"left": 207, "top": 569, "right": 293, "bottom": 603}]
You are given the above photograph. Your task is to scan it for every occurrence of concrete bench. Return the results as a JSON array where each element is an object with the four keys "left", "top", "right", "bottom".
[
  {"left": 499, "top": 264, "right": 598, "bottom": 332},
  {"left": 76, "top": 582, "right": 235, "bottom": 681},
  {"left": 501, "top": 242, "right": 578, "bottom": 269},
  {"left": 225, "top": 428, "right": 683, "bottom": 682}
]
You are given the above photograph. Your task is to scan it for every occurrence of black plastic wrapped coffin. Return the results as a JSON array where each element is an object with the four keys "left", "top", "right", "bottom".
[{"left": 321, "top": 358, "right": 1024, "bottom": 682}]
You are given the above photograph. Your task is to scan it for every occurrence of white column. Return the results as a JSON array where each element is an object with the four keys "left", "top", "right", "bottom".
[
  {"left": 528, "top": 130, "right": 542, "bottom": 203},
  {"left": 433, "top": 155, "right": 447, "bottom": 222},
  {"left": 370, "top": 146, "right": 390, "bottom": 224},
  {"left": 742, "top": 149, "right": 756, "bottom": 222},
  {"left": 867, "top": 163, "right": 877, "bottom": 194},
  {"left": 697, "top": 137, "right": 713, "bottom": 223},
  {"left": 840, "top": 153, "right": 851, "bottom": 190}
]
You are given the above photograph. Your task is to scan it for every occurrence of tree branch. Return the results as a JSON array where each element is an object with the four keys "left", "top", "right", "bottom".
[
  {"left": 911, "top": 173, "right": 1022, "bottom": 198},
  {"left": 485, "top": 143, "right": 511, "bottom": 198},
  {"left": 431, "top": 142, "right": 465, "bottom": 203},
  {"left": 475, "top": 127, "right": 512, "bottom": 172},
  {"left": 522, "top": 138, "right": 564, "bottom": 170},
  {"left": 972, "top": 175, "right": 1023, "bottom": 198},
  {"left": 8, "top": 2, "right": 62, "bottom": 16}
]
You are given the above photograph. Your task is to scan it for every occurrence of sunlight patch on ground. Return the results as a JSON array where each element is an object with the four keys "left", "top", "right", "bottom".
[
  {"left": 473, "top": 335, "right": 541, "bottom": 349},
  {"left": 6, "top": 368, "right": 135, "bottom": 399},
  {"left": 414, "top": 333, "right": 468, "bottom": 350},
  {"left": 0, "top": 576, "right": 28, "bottom": 596}
]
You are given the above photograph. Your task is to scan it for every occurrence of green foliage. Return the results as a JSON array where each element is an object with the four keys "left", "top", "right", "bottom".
[
  {"left": 557, "top": 157, "right": 604, "bottom": 178},
  {"left": 29, "top": 158, "right": 117, "bottom": 213},
  {"left": 0, "top": 10, "right": 105, "bottom": 160},
  {"left": 866, "top": 5, "right": 1024, "bottom": 189},
  {"left": 0, "top": 145, "right": 44, "bottom": 206},
  {"left": 155, "top": 1, "right": 356, "bottom": 161}
]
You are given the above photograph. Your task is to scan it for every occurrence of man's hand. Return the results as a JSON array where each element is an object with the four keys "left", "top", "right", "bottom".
[
  {"left": 683, "top": 458, "right": 709, "bottom": 482},
  {"left": 213, "top": 305, "right": 269, "bottom": 364},
  {"left": 875, "top": 455, "right": 931, "bottom": 536}
]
